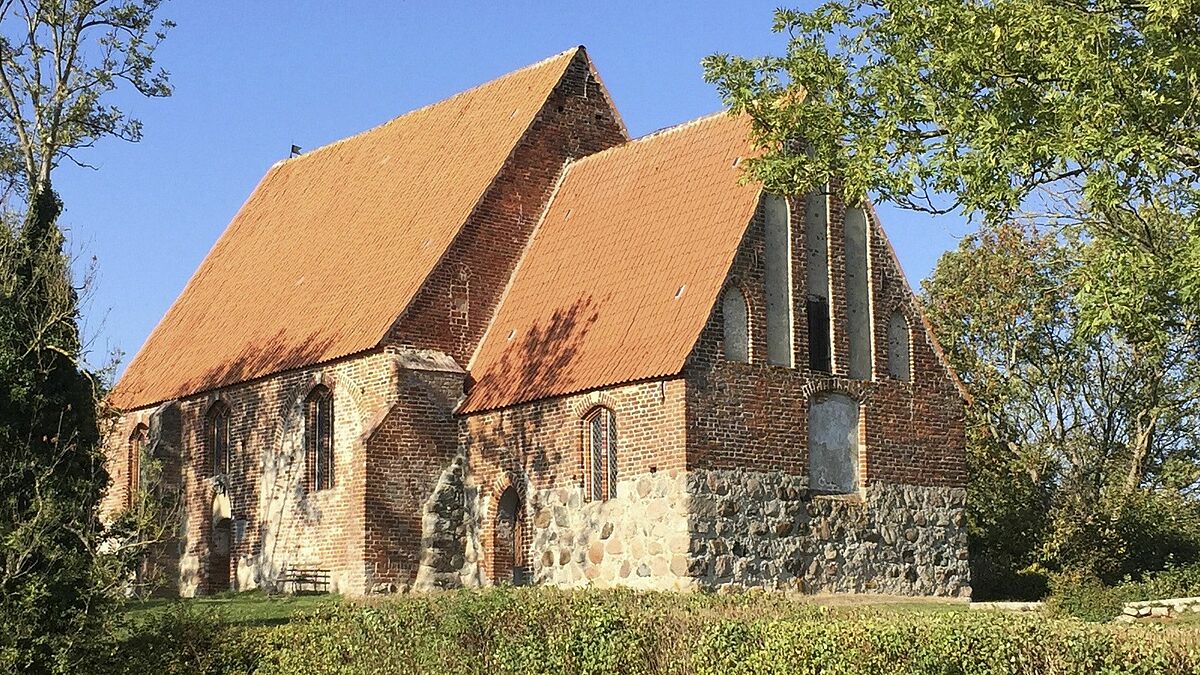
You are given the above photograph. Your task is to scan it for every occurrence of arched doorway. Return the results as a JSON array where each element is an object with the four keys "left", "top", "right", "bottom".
[
  {"left": 209, "top": 517, "right": 232, "bottom": 593},
  {"left": 493, "top": 486, "right": 528, "bottom": 585}
]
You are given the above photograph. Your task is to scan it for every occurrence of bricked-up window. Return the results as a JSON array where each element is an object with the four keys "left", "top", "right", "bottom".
[
  {"left": 585, "top": 407, "right": 617, "bottom": 501},
  {"left": 808, "top": 393, "right": 860, "bottom": 494},
  {"left": 805, "top": 189, "right": 832, "bottom": 372},
  {"left": 763, "top": 195, "right": 794, "bottom": 366},
  {"left": 845, "top": 207, "right": 872, "bottom": 380},
  {"left": 207, "top": 403, "right": 230, "bottom": 477},
  {"left": 305, "top": 385, "right": 334, "bottom": 492},
  {"left": 128, "top": 425, "right": 148, "bottom": 507},
  {"left": 887, "top": 311, "right": 911, "bottom": 382},
  {"left": 721, "top": 286, "right": 749, "bottom": 363}
]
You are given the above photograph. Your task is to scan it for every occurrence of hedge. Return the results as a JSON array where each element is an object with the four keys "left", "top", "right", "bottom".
[{"left": 101, "top": 588, "right": 1200, "bottom": 674}]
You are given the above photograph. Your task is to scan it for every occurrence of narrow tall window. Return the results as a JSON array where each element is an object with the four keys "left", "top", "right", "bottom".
[
  {"left": 763, "top": 195, "right": 794, "bottom": 366},
  {"left": 585, "top": 407, "right": 617, "bottom": 501},
  {"left": 845, "top": 207, "right": 872, "bottom": 380},
  {"left": 721, "top": 286, "right": 749, "bottom": 363},
  {"left": 805, "top": 189, "right": 832, "bottom": 372},
  {"left": 208, "top": 404, "right": 230, "bottom": 477},
  {"left": 128, "top": 425, "right": 147, "bottom": 507},
  {"left": 808, "top": 393, "right": 860, "bottom": 495},
  {"left": 306, "top": 385, "right": 334, "bottom": 492},
  {"left": 887, "top": 311, "right": 911, "bottom": 382}
]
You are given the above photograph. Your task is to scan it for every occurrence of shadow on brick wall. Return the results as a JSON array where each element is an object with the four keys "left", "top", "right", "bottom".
[{"left": 465, "top": 297, "right": 598, "bottom": 583}]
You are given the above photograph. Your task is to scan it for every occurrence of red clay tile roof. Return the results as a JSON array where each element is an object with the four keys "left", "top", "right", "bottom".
[
  {"left": 461, "top": 112, "right": 762, "bottom": 413},
  {"left": 113, "top": 48, "right": 582, "bottom": 410}
]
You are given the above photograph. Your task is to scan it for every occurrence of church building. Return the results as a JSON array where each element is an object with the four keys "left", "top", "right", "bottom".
[{"left": 103, "top": 47, "right": 970, "bottom": 598}]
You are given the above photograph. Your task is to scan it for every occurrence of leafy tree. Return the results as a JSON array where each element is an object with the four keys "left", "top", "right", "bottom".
[
  {"left": 703, "top": 0, "right": 1200, "bottom": 340},
  {"left": 0, "top": 1, "right": 171, "bottom": 672},
  {"left": 924, "top": 222, "right": 1200, "bottom": 595}
]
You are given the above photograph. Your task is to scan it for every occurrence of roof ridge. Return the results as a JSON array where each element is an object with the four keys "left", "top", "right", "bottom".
[
  {"left": 566, "top": 109, "right": 733, "bottom": 169},
  {"left": 273, "top": 46, "right": 583, "bottom": 169}
]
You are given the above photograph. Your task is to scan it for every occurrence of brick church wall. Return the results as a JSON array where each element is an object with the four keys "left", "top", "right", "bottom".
[
  {"left": 681, "top": 193, "right": 970, "bottom": 596},
  {"left": 362, "top": 360, "right": 466, "bottom": 592},
  {"left": 104, "top": 350, "right": 400, "bottom": 596},
  {"left": 103, "top": 187, "right": 969, "bottom": 598},
  {"left": 461, "top": 380, "right": 689, "bottom": 588}
]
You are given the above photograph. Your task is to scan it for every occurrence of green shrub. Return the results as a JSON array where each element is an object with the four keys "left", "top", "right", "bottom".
[
  {"left": 1134, "top": 562, "right": 1200, "bottom": 602},
  {"left": 90, "top": 603, "right": 265, "bottom": 675},
  {"left": 693, "top": 613, "right": 1196, "bottom": 675},
  {"left": 1046, "top": 572, "right": 1131, "bottom": 622},
  {"left": 1048, "top": 562, "right": 1200, "bottom": 622},
  {"left": 105, "top": 589, "right": 1200, "bottom": 674}
]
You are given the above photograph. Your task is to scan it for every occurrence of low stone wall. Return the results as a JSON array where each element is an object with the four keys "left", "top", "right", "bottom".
[
  {"left": 1117, "top": 597, "right": 1200, "bottom": 622},
  {"left": 969, "top": 601, "right": 1043, "bottom": 612},
  {"left": 686, "top": 469, "right": 970, "bottom": 597}
]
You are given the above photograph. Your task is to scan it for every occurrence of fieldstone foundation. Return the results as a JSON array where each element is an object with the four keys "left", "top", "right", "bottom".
[
  {"left": 528, "top": 470, "right": 693, "bottom": 590},
  {"left": 413, "top": 454, "right": 482, "bottom": 590},
  {"left": 687, "top": 469, "right": 970, "bottom": 596},
  {"left": 491, "top": 467, "right": 970, "bottom": 597}
]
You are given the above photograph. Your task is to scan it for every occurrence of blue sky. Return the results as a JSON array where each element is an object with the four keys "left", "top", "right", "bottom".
[{"left": 57, "top": 1, "right": 972, "bottom": 374}]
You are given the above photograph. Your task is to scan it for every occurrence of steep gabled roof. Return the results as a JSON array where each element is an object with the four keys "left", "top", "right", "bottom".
[
  {"left": 113, "top": 48, "right": 583, "bottom": 410},
  {"left": 461, "top": 112, "right": 761, "bottom": 413}
]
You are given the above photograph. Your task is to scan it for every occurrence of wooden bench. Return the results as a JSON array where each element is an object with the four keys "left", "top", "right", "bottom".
[{"left": 279, "top": 565, "right": 330, "bottom": 595}]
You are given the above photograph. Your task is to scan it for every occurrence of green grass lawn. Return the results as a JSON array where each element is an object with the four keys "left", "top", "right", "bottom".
[
  {"left": 119, "top": 588, "right": 971, "bottom": 631},
  {"left": 122, "top": 590, "right": 341, "bottom": 628}
]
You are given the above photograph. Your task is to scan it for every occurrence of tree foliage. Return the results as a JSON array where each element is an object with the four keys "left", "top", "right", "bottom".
[
  {"left": 0, "top": 0, "right": 171, "bottom": 198},
  {"left": 703, "top": 0, "right": 1199, "bottom": 218},
  {"left": 924, "top": 223, "right": 1200, "bottom": 594},
  {"left": 0, "top": 189, "right": 111, "bottom": 672},
  {"left": 0, "top": 1, "right": 171, "bottom": 671},
  {"left": 704, "top": 1, "right": 1200, "bottom": 341}
]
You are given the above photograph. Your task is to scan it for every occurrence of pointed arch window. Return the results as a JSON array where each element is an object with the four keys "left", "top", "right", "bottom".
[
  {"left": 128, "top": 424, "right": 148, "bottom": 506},
  {"left": 722, "top": 286, "right": 749, "bottom": 363},
  {"left": 207, "top": 403, "right": 231, "bottom": 478},
  {"left": 306, "top": 385, "right": 334, "bottom": 492},
  {"left": 585, "top": 407, "right": 617, "bottom": 501},
  {"left": 805, "top": 188, "right": 832, "bottom": 372}
]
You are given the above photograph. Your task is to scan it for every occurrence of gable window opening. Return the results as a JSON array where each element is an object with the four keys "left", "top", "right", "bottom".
[
  {"left": 208, "top": 404, "right": 231, "bottom": 478},
  {"left": 585, "top": 407, "right": 617, "bottom": 501},
  {"left": 128, "top": 425, "right": 148, "bottom": 507},
  {"left": 721, "top": 285, "right": 749, "bottom": 363},
  {"left": 306, "top": 385, "right": 335, "bottom": 492},
  {"left": 805, "top": 188, "right": 833, "bottom": 373}
]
